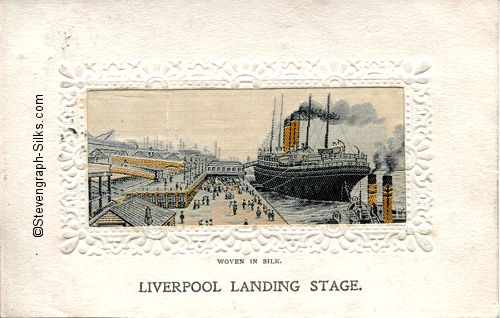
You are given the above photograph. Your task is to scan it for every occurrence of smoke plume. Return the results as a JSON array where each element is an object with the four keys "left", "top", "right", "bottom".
[
  {"left": 284, "top": 98, "right": 385, "bottom": 128},
  {"left": 372, "top": 124, "right": 405, "bottom": 174},
  {"left": 372, "top": 142, "right": 385, "bottom": 172}
]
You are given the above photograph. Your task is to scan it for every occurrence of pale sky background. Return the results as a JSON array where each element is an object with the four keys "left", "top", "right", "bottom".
[{"left": 87, "top": 88, "right": 404, "bottom": 163}]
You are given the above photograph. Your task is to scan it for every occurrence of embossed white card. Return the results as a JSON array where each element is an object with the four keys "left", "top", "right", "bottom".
[{"left": 0, "top": 1, "right": 497, "bottom": 317}]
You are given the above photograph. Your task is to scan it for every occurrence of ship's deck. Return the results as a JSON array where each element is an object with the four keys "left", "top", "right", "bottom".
[
  {"left": 257, "top": 159, "right": 369, "bottom": 170},
  {"left": 257, "top": 152, "right": 369, "bottom": 169}
]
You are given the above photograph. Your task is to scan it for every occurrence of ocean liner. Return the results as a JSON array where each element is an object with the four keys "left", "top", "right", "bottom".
[{"left": 254, "top": 93, "right": 370, "bottom": 202}]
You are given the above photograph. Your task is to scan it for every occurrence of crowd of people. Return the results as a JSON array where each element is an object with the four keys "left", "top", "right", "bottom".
[
  {"left": 218, "top": 177, "right": 277, "bottom": 223},
  {"left": 179, "top": 176, "right": 278, "bottom": 226},
  {"left": 198, "top": 219, "right": 213, "bottom": 226},
  {"left": 191, "top": 195, "right": 212, "bottom": 210}
]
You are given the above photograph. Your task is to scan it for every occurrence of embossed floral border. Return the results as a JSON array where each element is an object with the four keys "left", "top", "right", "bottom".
[{"left": 57, "top": 59, "right": 432, "bottom": 255}]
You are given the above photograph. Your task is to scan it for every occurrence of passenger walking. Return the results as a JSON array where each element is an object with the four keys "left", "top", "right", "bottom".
[{"left": 180, "top": 211, "right": 185, "bottom": 224}]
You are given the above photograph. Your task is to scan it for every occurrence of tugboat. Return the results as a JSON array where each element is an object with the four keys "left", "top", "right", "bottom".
[
  {"left": 333, "top": 173, "right": 406, "bottom": 224},
  {"left": 254, "top": 93, "right": 371, "bottom": 202}
]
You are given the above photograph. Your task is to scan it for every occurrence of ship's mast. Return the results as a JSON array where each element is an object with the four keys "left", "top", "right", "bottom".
[
  {"left": 305, "top": 94, "right": 312, "bottom": 149},
  {"left": 277, "top": 93, "right": 283, "bottom": 151},
  {"left": 269, "top": 97, "right": 276, "bottom": 153},
  {"left": 324, "top": 93, "right": 330, "bottom": 148}
]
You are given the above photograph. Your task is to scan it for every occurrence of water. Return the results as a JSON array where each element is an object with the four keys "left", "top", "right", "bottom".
[{"left": 255, "top": 171, "right": 406, "bottom": 224}]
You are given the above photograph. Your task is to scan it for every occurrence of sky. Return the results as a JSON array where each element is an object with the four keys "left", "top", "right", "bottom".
[{"left": 87, "top": 87, "right": 404, "bottom": 163}]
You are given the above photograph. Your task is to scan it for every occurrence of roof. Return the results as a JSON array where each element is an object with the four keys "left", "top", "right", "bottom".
[
  {"left": 88, "top": 136, "right": 138, "bottom": 149},
  {"left": 164, "top": 153, "right": 183, "bottom": 162},
  {"left": 138, "top": 165, "right": 165, "bottom": 171},
  {"left": 89, "top": 148, "right": 107, "bottom": 158},
  {"left": 150, "top": 152, "right": 165, "bottom": 159},
  {"left": 90, "top": 197, "right": 176, "bottom": 226},
  {"left": 207, "top": 160, "right": 243, "bottom": 166},
  {"left": 95, "top": 129, "right": 115, "bottom": 140},
  {"left": 178, "top": 149, "right": 200, "bottom": 155},
  {"left": 133, "top": 150, "right": 152, "bottom": 157}
]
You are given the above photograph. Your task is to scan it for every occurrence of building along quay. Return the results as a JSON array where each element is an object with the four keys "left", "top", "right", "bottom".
[{"left": 88, "top": 141, "right": 285, "bottom": 226}]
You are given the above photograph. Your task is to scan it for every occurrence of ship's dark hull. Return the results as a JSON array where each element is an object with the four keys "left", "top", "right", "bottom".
[{"left": 254, "top": 164, "right": 370, "bottom": 202}]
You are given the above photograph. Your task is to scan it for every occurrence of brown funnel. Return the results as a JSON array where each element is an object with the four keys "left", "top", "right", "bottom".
[
  {"left": 383, "top": 175, "right": 393, "bottom": 223},
  {"left": 283, "top": 125, "right": 291, "bottom": 152},
  {"left": 368, "top": 173, "right": 377, "bottom": 206}
]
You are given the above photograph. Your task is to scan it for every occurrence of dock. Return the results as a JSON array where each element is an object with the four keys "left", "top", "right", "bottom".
[
  {"left": 89, "top": 153, "right": 289, "bottom": 226},
  {"left": 173, "top": 177, "right": 287, "bottom": 226}
]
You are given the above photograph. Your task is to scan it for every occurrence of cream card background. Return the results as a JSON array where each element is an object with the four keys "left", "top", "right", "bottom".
[{"left": 0, "top": 1, "right": 497, "bottom": 317}]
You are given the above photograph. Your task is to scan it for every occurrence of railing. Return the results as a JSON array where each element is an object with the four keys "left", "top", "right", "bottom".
[
  {"left": 257, "top": 158, "right": 369, "bottom": 169},
  {"left": 243, "top": 160, "right": 258, "bottom": 168},
  {"left": 124, "top": 174, "right": 207, "bottom": 209},
  {"left": 258, "top": 152, "right": 367, "bottom": 162}
]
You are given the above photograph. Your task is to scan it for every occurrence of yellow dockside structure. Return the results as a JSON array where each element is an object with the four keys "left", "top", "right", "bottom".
[
  {"left": 124, "top": 174, "right": 206, "bottom": 209},
  {"left": 112, "top": 155, "right": 184, "bottom": 170},
  {"left": 110, "top": 166, "right": 156, "bottom": 180}
]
